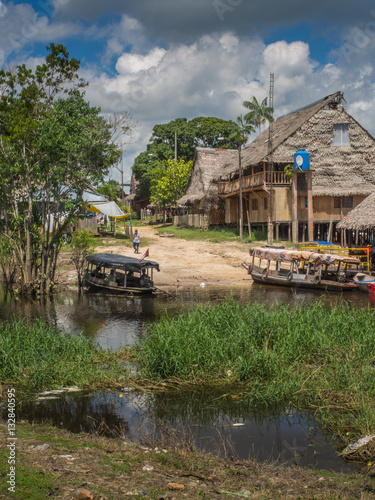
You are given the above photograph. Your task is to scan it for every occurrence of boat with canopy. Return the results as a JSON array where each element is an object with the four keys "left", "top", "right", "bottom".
[
  {"left": 243, "top": 247, "right": 360, "bottom": 291},
  {"left": 85, "top": 253, "right": 160, "bottom": 294}
]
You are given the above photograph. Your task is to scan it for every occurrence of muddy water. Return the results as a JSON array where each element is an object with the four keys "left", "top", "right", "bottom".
[
  {"left": 18, "top": 389, "right": 356, "bottom": 473},
  {"left": 1, "top": 284, "right": 371, "bottom": 471}
]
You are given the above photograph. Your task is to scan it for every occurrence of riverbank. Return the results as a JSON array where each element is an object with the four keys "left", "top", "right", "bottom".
[
  {"left": 55, "top": 224, "right": 250, "bottom": 290},
  {"left": 0, "top": 422, "right": 374, "bottom": 500}
]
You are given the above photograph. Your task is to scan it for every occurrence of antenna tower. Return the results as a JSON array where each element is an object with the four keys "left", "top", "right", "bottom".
[{"left": 267, "top": 73, "right": 274, "bottom": 244}]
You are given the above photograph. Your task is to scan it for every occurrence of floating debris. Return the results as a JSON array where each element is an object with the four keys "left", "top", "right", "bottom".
[{"left": 341, "top": 435, "right": 375, "bottom": 455}]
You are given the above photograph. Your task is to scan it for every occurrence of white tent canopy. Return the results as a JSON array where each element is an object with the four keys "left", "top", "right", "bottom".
[{"left": 88, "top": 201, "right": 129, "bottom": 219}]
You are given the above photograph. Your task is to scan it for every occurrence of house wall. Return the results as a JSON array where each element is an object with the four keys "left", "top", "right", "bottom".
[
  {"left": 225, "top": 198, "right": 237, "bottom": 224},
  {"left": 174, "top": 213, "right": 204, "bottom": 228},
  {"left": 297, "top": 194, "right": 367, "bottom": 222}
]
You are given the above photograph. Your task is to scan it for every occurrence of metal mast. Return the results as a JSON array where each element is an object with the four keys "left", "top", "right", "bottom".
[{"left": 267, "top": 73, "right": 274, "bottom": 245}]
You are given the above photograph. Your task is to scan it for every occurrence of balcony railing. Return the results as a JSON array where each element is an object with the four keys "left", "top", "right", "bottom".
[{"left": 218, "top": 171, "right": 291, "bottom": 196}]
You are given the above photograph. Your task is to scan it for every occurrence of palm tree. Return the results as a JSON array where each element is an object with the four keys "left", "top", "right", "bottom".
[
  {"left": 227, "top": 114, "right": 255, "bottom": 147},
  {"left": 242, "top": 96, "right": 274, "bottom": 135}
]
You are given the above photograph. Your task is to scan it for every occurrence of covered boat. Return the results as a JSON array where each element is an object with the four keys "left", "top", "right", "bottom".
[
  {"left": 85, "top": 253, "right": 160, "bottom": 294},
  {"left": 352, "top": 273, "right": 375, "bottom": 293},
  {"left": 243, "top": 247, "right": 360, "bottom": 291}
]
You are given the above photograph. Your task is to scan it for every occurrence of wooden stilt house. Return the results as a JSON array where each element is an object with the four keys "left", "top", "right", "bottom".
[{"left": 216, "top": 91, "right": 375, "bottom": 242}]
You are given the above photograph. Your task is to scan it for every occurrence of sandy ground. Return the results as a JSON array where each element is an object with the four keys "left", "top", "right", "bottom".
[{"left": 57, "top": 225, "right": 253, "bottom": 290}]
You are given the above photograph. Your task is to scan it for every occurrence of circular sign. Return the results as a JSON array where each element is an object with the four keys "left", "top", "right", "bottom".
[{"left": 296, "top": 155, "right": 303, "bottom": 167}]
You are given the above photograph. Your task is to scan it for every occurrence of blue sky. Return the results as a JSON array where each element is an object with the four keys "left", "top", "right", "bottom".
[{"left": 2, "top": 0, "right": 375, "bottom": 184}]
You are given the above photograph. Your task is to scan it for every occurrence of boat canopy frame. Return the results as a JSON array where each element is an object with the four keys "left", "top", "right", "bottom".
[{"left": 86, "top": 253, "right": 160, "bottom": 273}]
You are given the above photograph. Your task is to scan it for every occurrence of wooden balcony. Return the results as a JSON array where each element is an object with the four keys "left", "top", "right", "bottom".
[{"left": 218, "top": 171, "right": 291, "bottom": 197}]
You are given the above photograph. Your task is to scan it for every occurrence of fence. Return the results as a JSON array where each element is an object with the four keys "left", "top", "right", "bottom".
[{"left": 302, "top": 245, "right": 371, "bottom": 272}]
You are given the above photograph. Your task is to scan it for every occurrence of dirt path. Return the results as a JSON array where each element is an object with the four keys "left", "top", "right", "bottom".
[{"left": 57, "top": 225, "right": 252, "bottom": 290}]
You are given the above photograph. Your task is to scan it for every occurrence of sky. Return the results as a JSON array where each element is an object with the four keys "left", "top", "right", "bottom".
[{"left": 1, "top": 0, "right": 375, "bottom": 185}]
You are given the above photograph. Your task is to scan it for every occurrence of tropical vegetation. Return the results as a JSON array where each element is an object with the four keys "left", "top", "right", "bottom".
[
  {"left": 242, "top": 96, "right": 274, "bottom": 134},
  {"left": 0, "top": 44, "right": 133, "bottom": 295},
  {"left": 132, "top": 117, "right": 242, "bottom": 199}
]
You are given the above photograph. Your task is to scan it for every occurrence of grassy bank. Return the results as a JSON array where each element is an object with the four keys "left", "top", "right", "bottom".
[
  {"left": 134, "top": 298, "right": 375, "bottom": 442},
  {"left": 0, "top": 422, "right": 373, "bottom": 500},
  {"left": 0, "top": 319, "right": 127, "bottom": 395}
]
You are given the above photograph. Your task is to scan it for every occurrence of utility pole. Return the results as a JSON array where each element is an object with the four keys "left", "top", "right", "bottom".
[
  {"left": 267, "top": 73, "right": 274, "bottom": 245},
  {"left": 239, "top": 145, "right": 243, "bottom": 240}
]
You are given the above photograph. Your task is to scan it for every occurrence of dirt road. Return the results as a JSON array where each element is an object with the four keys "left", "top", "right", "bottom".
[{"left": 57, "top": 225, "right": 252, "bottom": 290}]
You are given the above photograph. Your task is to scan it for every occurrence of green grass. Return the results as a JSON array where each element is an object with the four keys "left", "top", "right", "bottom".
[
  {"left": 156, "top": 225, "right": 245, "bottom": 243},
  {"left": 134, "top": 298, "right": 375, "bottom": 439},
  {"left": 0, "top": 319, "right": 127, "bottom": 394}
]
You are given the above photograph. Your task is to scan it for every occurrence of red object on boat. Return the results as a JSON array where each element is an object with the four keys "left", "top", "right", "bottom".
[{"left": 368, "top": 284, "right": 375, "bottom": 293}]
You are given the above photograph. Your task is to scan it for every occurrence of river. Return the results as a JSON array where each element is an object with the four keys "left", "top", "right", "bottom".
[{"left": 2, "top": 283, "right": 372, "bottom": 472}]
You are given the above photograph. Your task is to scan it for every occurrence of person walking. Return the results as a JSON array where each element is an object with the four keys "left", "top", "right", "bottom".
[{"left": 132, "top": 229, "right": 141, "bottom": 254}]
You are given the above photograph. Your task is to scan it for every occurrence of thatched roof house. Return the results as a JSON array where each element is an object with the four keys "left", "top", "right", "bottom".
[
  {"left": 336, "top": 192, "right": 375, "bottom": 231},
  {"left": 178, "top": 147, "right": 238, "bottom": 210},
  {"left": 216, "top": 91, "right": 375, "bottom": 242},
  {"left": 124, "top": 174, "right": 149, "bottom": 212},
  {"left": 220, "top": 91, "right": 375, "bottom": 197},
  {"left": 176, "top": 148, "right": 238, "bottom": 228}
]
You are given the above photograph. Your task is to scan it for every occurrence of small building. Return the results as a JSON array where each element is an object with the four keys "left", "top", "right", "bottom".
[
  {"left": 124, "top": 174, "right": 149, "bottom": 213},
  {"left": 176, "top": 148, "right": 238, "bottom": 229},
  {"left": 336, "top": 191, "right": 375, "bottom": 246},
  {"left": 215, "top": 91, "right": 375, "bottom": 242}
]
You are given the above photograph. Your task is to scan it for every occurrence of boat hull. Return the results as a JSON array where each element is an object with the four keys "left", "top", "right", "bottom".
[
  {"left": 85, "top": 274, "right": 156, "bottom": 294},
  {"left": 353, "top": 273, "right": 375, "bottom": 293},
  {"left": 251, "top": 269, "right": 357, "bottom": 292}
]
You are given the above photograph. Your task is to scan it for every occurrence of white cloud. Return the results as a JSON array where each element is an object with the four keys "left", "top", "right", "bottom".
[{"left": 116, "top": 47, "right": 166, "bottom": 74}]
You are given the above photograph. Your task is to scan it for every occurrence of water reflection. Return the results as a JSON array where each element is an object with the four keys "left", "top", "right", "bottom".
[
  {"left": 0, "top": 285, "right": 372, "bottom": 350},
  {"left": 16, "top": 389, "right": 355, "bottom": 473},
  {"left": 3, "top": 286, "right": 368, "bottom": 472}
]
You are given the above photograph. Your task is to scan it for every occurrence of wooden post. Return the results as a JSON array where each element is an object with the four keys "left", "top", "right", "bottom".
[
  {"left": 306, "top": 170, "right": 313, "bottom": 241},
  {"left": 327, "top": 220, "right": 333, "bottom": 243},
  {"left": 292, "top": 171, "right": 298, "bottom": 244},
  {"left": 276, "top": 223, "right": 279, "bottom": 241}
]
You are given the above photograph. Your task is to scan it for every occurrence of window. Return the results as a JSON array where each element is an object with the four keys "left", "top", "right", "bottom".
[
  {"left": 251, "top": 198, "right": 258, "bottom": 211},
  {"left": 342, "top": 196, "right": 353, "bottom": 208},
  {"left": 334, "top": 196, "right": 353, "bottom": 209},
  {"left": 264, "top": 197, "right": 268, "bottom": 210},
  {"left": 331, "top": 124, "right": 350, "bottom": 146}
]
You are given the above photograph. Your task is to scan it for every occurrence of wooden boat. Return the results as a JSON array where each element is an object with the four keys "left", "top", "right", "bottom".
[
  {"left": 85, "top": 253, "right": 160, "bottom": 294},
  {"left": 352, "top": 273, "right": 375, "bottom": 293},
  {"left": 243, "top": 247, "right": 360, "bottom": 291}
]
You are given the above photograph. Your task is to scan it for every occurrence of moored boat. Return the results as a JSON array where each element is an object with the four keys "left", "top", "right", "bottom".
[
  {"left": 85, "top": 253, "right": 160, "bottom": 294},
  {"left": 243, "top": 247, "right": 360, "bottom": 291},
  {"left": 353, "top": 273, "right": 375, "bottom": 293}
]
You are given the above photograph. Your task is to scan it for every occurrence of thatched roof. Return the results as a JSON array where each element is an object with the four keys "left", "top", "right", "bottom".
[
  {"left": 124, "top": 174, "right": 140, "bottom": 202},
  {"left": 336, "top": 191, "right": 375, "bottom": 230},
  {"left": 178, "top": 148, "right": 238, "bottom": 209},
  {"left": 219, "top": 91, "right": 375, "bottom": 197}
]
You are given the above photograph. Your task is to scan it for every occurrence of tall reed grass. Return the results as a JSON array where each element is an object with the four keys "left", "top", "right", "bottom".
[
  {"left": 134, "top": 298, "right": 375, "bottom": 437},
  {"left": 0, "top": 319, "right": 125, "bottom": 393}
]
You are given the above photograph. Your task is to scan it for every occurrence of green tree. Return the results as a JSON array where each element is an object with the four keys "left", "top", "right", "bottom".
[
  {"left": 96, "top": 180, "right": 121, "bottom": 201},
  {"left": 133, "top": 117, "right": 241, "bottom": 199},
  {"left": 149, "top": 158, "right": 192, "bottom": 218},
  {"left": 69, "top": 229, "right": 96, "bottom": 290},
  {"left": 0, "top": 44, "right": 128, "bottom": 294},
  {"left": 242, "top": 96, "right": 274, "bottom": 135}
]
